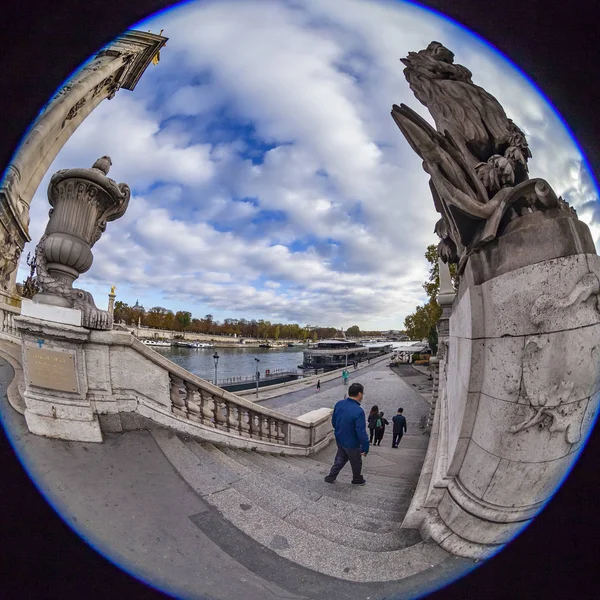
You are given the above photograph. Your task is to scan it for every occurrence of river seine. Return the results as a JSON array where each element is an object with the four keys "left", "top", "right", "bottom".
[{"left": 155, "top": 346, "right": 305, "bottom": 383}]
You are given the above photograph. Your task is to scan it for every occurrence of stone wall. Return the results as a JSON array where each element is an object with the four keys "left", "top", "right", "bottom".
[
  {"left": 412, "top": 252, "right": 600, "bottom": 558},
  {"left": 13, "top": 316, "right": 333, "bottom": 455}
]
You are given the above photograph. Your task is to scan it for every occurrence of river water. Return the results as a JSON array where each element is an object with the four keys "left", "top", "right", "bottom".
[{"left": 154, "top": 346, "right": 305, "bottom": 383}]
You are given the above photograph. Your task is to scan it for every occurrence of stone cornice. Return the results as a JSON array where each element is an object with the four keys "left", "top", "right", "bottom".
[{"left": 101, "top": 30, "right": 168, "bottom": 92}]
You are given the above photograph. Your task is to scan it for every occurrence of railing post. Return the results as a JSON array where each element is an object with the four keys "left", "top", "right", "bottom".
[
  {"left": 170, "top": 375, "right": 186, "bottom": 417},
  {"left": 184, "top": 382, "right": 201, "bottom": 422}
]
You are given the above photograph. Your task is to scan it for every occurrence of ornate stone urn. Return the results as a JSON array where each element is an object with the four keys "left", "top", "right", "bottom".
[{"left": 32, "top": 156, "right": 130, "bottom": 329}]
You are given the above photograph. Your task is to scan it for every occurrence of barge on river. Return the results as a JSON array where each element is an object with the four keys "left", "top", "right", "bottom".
[{"left": 299, "top": 339, "right": 393, "bottom": 372}]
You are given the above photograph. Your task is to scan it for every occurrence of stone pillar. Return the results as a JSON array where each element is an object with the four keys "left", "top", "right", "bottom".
[
  {"left": 14, "top": 308, "right": 102, "bottom": 442},
  {"left": 0, "top": 30, "right": 167, "bottom": 309},
  {"left": 420, "top": 214, "right": 600, "bottom": 559},
  {"left": 108, "top": 288, "right": 116, "bottom": 317}
]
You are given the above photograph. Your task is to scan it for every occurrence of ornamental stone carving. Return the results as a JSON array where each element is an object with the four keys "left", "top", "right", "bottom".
[
  {"left": 530, "top": 272, "right": 600, "bottom": 326},
  {"left": 390, "top": 41, "right": 588, "bottom": 274},
  {"left": 32, "top": 157, "right": 130, "bottom": 329}
]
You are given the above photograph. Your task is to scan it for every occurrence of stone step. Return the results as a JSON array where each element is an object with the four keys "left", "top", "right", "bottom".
[
  {"left": 205, "top": 444, "right": 407, "bottom": 536},
  {"left": 151, "top": 429, "right": 231, "bottom": 496},
  {"left": 230, "top": 448, "right": 408, "bottom": 518},
  {"left": 237, "top": 450, "right": 414, "bottom": 513},
  {"left": 277, "top": 453, "right": 418, "bottom": 490},
  {"left": 204, "top": 485, "right": 448, "bottom": 582},
  {"left": 214, "top": 446, "right": 407, "bottom": 524},
  {"left": 183, "top": 439, "right": 244, "bottom": 484},
  {"left": 235, "top": 448, "right": 414, "bottom": 512},
  {"left": 284, "top": 507, "right": 422, "bottom": 552}
]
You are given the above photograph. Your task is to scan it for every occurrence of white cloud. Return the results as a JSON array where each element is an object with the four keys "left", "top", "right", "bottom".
[{"left": 15, "top": 0, "right": 599, "bottom": 331}]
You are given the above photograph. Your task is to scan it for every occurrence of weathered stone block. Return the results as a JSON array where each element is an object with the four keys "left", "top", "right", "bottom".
[
  {"left": 472, "top": 392, "right": 575, "bottom": 463},
  {"left": 480, "top": 254, "right": 594, "bottom": 338},
  {"left": 456, "top": 441, "right": 501, "bottom": 499},
  {"left": 482, "top": 454, "right": 573, "bottom": 507}
]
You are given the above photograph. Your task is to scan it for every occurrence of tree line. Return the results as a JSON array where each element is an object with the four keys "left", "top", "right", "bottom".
[
  {"left": 403, "top": 244, "right": 458, "bottom": 351},
  {"left": 114, "top": 302, "right": 383, "bottom": 340}
]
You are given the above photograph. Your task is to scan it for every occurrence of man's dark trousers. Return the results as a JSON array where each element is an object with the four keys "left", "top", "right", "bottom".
[
  {"left": 392, "top": 432, "right": 403, "bottom": 448},
  {"left": 326, "top": 443, "right": 363, "bottom": 481}
]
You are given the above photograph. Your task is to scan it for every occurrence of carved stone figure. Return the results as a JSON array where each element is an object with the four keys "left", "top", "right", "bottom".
[
  {"left": 32, "top": 158, "right": 130, "bottom": 329},
  {"left": 0, "top": 231, "right": 20, "bottom": 290},
  {"left": 391, "top": 42, "right": 586, "bottom": 274},
  {"left": 401, "top": 42, "right": 531, "bottom": 179}
]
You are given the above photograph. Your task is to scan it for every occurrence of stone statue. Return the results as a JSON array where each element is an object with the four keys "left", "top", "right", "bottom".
[
  {"left": 401, "top": 42, "right": 531, "bottom": 179},
  {"left": 32, "top": 157, "right": 130, "bottom": 329},
  {"left": 0, "top": 229, "right": 20, "bottom": 291},
  {"left": 391, "top": 42, "right": 586, "bottom": 274}
]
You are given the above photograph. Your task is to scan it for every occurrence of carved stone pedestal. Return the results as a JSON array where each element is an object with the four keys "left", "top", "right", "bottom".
[
  {"left": 418, "top": 251, "right": 600, "bottom": 558},
  {"left": 15, "top": 312, "right": 102, "bottom": 443}
]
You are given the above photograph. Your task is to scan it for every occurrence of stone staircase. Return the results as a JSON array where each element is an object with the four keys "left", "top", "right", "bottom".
[{"left": 152, "top": 427, "right": 449, "bottom": 583}]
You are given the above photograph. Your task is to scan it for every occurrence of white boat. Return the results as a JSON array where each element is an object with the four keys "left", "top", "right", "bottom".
[
  {"left": 142, "top": 339, "right": 171, "bottom": 347},
  {"left": 189, "top": 341, "right": 214, "bottom": 348}
]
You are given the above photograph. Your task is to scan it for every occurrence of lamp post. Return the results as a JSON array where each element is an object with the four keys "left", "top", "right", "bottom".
[
  {"left": 213, "top": 352, "right": 220, "bottom": 385},
  {"left": 255, "top": 357, "right": 260, "bottom": 397}
]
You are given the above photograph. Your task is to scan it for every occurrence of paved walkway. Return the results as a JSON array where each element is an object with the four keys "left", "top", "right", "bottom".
[{"left": 262, "top": 361, "right": 432, "bottom": 434}]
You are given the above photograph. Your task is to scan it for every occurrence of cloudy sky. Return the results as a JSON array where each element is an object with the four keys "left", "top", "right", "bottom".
[{"left": 16, "top": 0, "right": 599, "bottom": 330}]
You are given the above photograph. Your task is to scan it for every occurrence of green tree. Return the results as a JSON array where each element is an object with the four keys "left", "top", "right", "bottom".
[
  {"left": 175, "top": 310, "right": 192, "bottom": 331},
  {"left": 346, "top": 325, "right": 361, "bottom": 338},
  {"left": 404, "top": 244, "right": 459, "bottom": 344}
]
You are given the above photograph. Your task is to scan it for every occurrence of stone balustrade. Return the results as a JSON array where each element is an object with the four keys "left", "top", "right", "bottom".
[
  {"left": 0, "top": 305, "right": 20, "bottom": 342},
  {"left": 11, "top": 316, "right": 333, "bottom": 453},
  {"left": 168, "top": 373, "right": 288, "bottom": 445}
]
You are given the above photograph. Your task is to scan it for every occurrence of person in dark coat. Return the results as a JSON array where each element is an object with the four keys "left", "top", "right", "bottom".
[
  {"left": 367, "top": 404, "right": 379, "bottom": 444},
  {"left": 324, "top": 382, "right": 369, "bottom": 485},
  {"left": 316, "top": 379, "right": 321, "bottom": 391},
  {"left": 373, "top": 411, "right": 389, "bottom": 446},
  {"left": 392, "top": 407, "right": 407, "bottom": 448}
]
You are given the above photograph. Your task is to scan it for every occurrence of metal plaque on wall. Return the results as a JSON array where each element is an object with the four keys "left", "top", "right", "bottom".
[{"left": 25, "top": 346, "right": 78, "bottom": 393}]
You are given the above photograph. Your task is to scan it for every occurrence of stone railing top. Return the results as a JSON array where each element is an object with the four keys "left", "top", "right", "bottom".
[{"left": 87, "top": 329, "right": 329, "bottom": 428}]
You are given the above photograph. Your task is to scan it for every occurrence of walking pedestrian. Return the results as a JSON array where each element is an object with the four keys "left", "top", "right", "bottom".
[
  {"left": 324, "top": 382, "right": 369, "bottom": 485},
  {"left": 374, "top": 411, "right": 389, "bottom": 446},
  {"left": 342, "top": 369, "right": 349, "bottom": 386},
  {"left": 316, "top": 379, "right": 321, "bottom": 392},
  {"left": 367, "top": 405, "right": 379, "bottom": 444},
  {"left": 392, "top": 407, "right": 407, "bottom": 448}
]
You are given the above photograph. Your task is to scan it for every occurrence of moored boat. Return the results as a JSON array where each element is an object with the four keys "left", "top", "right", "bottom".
[{"left": 142, "top": 339, "right": 171, "bottom": 347}]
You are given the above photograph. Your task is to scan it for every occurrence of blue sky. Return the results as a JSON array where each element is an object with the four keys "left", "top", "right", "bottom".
[{"left": 16, "top": 0, "right": 599, "bottom": 329}]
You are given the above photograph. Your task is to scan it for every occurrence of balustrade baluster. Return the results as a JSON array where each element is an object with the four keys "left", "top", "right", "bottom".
[
  {"left": 184, "top": 381, "right": 201, "bottom": 422},
  {"left": 170, "top": 375, "right": 186, "bottom": 416},
  {"left": 249, "top": 411, "right": 258, "bottom": 438},
  {"left": 198, "top": 389, "right": 215, "bottom": 426},
  {"left": 276, "top": 420, "right": 286, "bottom": 443},
  {"left": 260, "top": 415, "right": 269, "bottom": 440},
  {"left": 239, "top": 407, "right": 250, "bottom": 436},
  {"left": 226, "top": 401, "right": 239, "bottom": 431},
  {"left": 213, "top": 397, "right": 227, "bottom": 429}
]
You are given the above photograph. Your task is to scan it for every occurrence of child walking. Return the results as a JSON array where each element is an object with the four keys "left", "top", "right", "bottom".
[{"left": 373, "top": 411, "right": 389, "bottom": 446}]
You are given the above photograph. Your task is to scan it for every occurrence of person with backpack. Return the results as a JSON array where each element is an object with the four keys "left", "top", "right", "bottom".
[
  {"left": 373, "top": 411, "right": 389, "bottom": 446},
  {"left": 392, "top": 407, "right": 407, "bottom": 448},
  {"left": 367, "top": 405, "right": 379, "bottom": 444}
]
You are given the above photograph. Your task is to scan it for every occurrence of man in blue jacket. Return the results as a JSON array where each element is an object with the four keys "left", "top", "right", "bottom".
[{"left": 324, "top": 382, "right": 369, "bottom": 485}]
